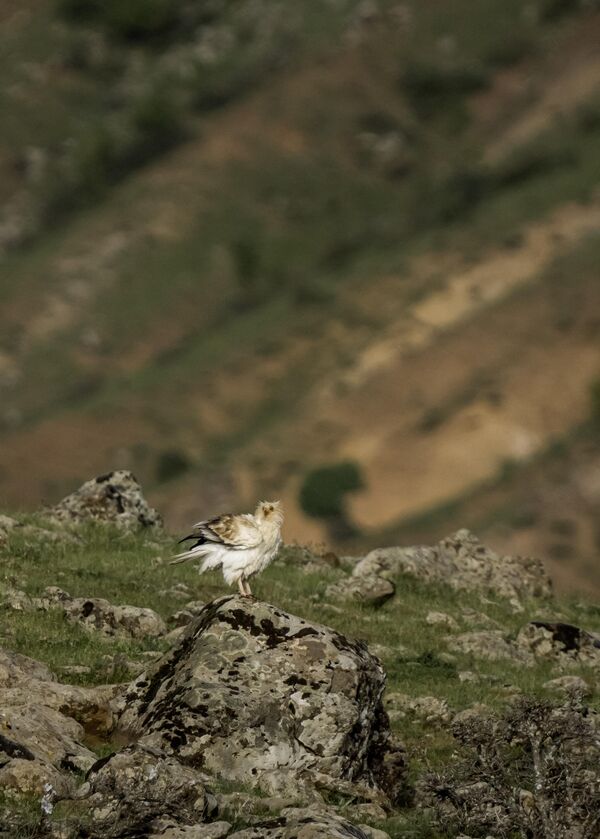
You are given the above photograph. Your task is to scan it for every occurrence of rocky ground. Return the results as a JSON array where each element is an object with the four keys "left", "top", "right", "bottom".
[{"left": 0, "top": 473, "right": 599, "bottom": 838}]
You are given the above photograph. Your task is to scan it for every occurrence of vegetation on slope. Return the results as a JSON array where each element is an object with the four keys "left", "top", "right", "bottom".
[
  {"left": 1, "top": 520, "right": 599, "bottom": 836},
  {"left": 1, "top": 0, "right": 599, "bottom": 590}
]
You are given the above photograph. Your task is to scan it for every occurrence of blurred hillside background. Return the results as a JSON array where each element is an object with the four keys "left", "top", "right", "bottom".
[{"left": 1, "top": 0, "right": 599, "bottom": 593}]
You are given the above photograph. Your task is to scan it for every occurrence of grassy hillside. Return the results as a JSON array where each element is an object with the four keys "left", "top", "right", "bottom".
[
  {"left": 1, "top": 0, "right": 599, "bottom": 591},
  {"left": 1, "top": 519, "right": 600, "bottom": 837}
]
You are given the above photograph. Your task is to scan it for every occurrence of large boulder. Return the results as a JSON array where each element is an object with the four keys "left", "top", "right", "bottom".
[
  {"left": 353, "top": 530, "right": 551, "bottom": 601},
  {"left": 116, "top": 596, "right": 407, "bottom": 803},
  {"left": 49, "top": 470, "right": 162, "bottom": 531}
]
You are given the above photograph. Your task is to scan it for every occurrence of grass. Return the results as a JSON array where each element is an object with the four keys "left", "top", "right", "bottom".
[{"left": 1, "top": 521, "right": 599, "bottom": 836}]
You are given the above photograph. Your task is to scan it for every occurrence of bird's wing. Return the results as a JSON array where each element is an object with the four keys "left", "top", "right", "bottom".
[{"left": 183, "top": 513, "right": 262, "bottom": 550}]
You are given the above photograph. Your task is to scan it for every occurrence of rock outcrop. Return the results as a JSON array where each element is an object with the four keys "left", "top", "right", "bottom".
[
  {"left": 225, "top": 811, "right": 379, "bottom": 838},
  {"left": 117, "top": 596, "right": 407, "bottom": 803},
  {"left": 0, "top": 650, "right": 118, "bottom": 796},
  {"left": 2, "top": 586, "right": 166, "bottom": 639},
  {"left": 49, "top": 470, "right": 162, "bottom": 530},
  {"left": 517, "top": 620, "right": 600, "bottom": 666},
  {"left": 352, "top": 529, "right": 551, "bottom": 601}
]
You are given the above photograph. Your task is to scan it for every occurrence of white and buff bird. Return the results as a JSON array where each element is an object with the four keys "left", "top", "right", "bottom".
[{"left": 170, "top": 501, "right": 284, "bottom": 596}]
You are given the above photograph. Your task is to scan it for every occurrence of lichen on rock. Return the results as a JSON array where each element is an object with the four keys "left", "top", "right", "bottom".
[
  {"left": 49, "top": 470, "right": 162, "bottom": 531},
  {"left": 116, "top": 595, "right": 408, "bottom": 804}
]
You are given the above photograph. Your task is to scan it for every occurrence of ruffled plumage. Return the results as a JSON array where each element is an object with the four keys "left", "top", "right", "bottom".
[{"left": 170, "top": 500, "right": 283, "bottom": 596}]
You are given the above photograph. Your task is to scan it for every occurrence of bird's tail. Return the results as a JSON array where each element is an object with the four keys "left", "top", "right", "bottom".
[
  {"left": 170, "top": 546, "right": 207, "bottom": 565},
  {"left": 170, "top": 546, "right": 222, "bottom": 573}
]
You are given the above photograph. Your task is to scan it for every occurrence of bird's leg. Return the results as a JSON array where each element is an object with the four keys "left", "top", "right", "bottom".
[
  {"left": 237, "top": 578, "right": 246, "bottom": 597},
  {"left": 244, "top": 579, "right": 253, "bottom": 597}
]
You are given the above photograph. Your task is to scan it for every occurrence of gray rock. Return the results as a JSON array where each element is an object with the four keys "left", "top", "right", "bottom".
[
  {"left": 35, "top": 586, "right": 166, "bottom": 638},
  {"left": 0, "top": 648, "right": 56, "bottom": 685},
  {"left": 149, "top": 822, "right": 232, "bottom": 838},
  {"left": 0, "top": 702, "right": 97, "bottom": 773},
  {"left": 0, "top": 649, "right": 120, "bottom": 801},
  {"left": 227, "top": 810, "right": 373, "bottom": 838},
  {"left": 353, "top": 530, "right": 551, "bottom": 601},
  {"left": 0, "top": 587, "right": 32, "bottom": 611},
  {"left": 449, "top": 631, "right": 533, "bottom": 665},
  {"left": 0, "top": 514, "right": 18, "bottom": 546},
  {"left": 426, "top": 611, "right": 459, "bottom": 630},
  {"left": 517, "top": 621, "right": 600, "bottom": 667},
  {"left": 0, "top": 514, "right": 18, "bottom": 532},
  {"left": 76, "top": 744, "right": 216, "bottom": 838},
  {"left": 117, "top": 596, "right": 407, "bottom": 804},
  {"left": 385, "top": 692, "right": 453, "bottom": 727},
  {"left": 358, "top": 828, "right": 391, "bottom": 839},
  {"left": 0, "top": 756, "right": 72, "bottom": 797},
  {"left": 169, "top": 600, "right": 207, "bottom": 627},
  {"left": 49, "top": 470, "right": 162, "bottom": 531},
  {"left": 544, "top": 675, "right": 592, "bottom": 697},
  {"left": 325, "top": 574, "right": 395, "bottom": 607}
]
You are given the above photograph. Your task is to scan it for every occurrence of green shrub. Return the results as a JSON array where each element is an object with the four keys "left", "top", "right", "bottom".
[
  {"left": 156, "top": 449, "right": 191, "bottom": 482},
  {"left": 403, "top": 60, "right": 489, "bottom": 117},
  {"left": 299, "top": 461, "right": 364, "bottom": 521},
  {"left": 589, "top": 379, "right": 600, "bottom": 428},
  {"left": 57, "top": 0, "right": 180, "bottom": 40}
]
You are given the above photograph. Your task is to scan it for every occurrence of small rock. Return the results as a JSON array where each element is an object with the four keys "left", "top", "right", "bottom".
[
  {"left": 426, "top": 611, "right": 459, "bottom": 631},
  {"left": 0, "top": 649, "right": 56, "bottom": 685},
  {"left": 59, "top": 665, "right": 92, "bottom": 677},
  {"left": 148, "top": 819, "right": 232, "bottom": 838},
  {"left": 450, "top": 631, "right": 533, "bottom": 665},
  {"left": 346, "top": 802, "right": 387, "bottom": 821},
  {"left": 458, "top": 671, "right": 480, "bottom": 683},
  {"left": 460, "top": 608, "right": 499, "bottom": 628},
  {"left": 165, "top": 625, "right": 187, "bottom": 643},
  {"left": 370, "top": 643, "right": 407, "bottom": 660},
  {"left": 0, "top": 757, "right": 72, "bottom": 797},
  {"left": 358, "top": 826, "right": 392, "bottom": 839},
  {"left": 385, "top": 692, "right": 453, "bottom": 726},
  {"left": 159, "top": 583, "right": 193, "bottom": 601},
  {"left": 452, "top": 704, "right": 492, "bottom": 725},
  {"left": 544, "top": 675, "right": 592, "bottom": 697},
  {"left": 168, "top": 600, "right": 206, "bottom": 627},
  {"left": 0, "top": 514, "right": 18, "bottom": 532},
  {"left": 325, "top": 574, "right": 395, "bottom": 607},
  {"left": 0, "top": 588, "right": 33, "bottom": 611}
]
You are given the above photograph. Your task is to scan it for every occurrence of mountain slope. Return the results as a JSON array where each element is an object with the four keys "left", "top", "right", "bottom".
[{"left": 1, "top": 0, "right": 599, "bottom": 591}]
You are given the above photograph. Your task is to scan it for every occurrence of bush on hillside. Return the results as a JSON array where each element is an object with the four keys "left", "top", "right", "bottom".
[
  {"left": 422, "top": 697, "right": 600, "bottom": 839},
  {"left": 299, "top": 462, "right": 364, "bottom": 535},
  {"left": 58, "top": 0, "right": 180, "bottom": 40},
  {"left": 156, "top": 449, "right": 191, "bottom": 483},
  {"left": 589, "top": 379, "right": 600, "bottom": 429}
]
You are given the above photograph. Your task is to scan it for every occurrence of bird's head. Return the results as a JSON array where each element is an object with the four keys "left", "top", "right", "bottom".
[{"left": 256, "top": 500, "right": 284, "bottom": 526}]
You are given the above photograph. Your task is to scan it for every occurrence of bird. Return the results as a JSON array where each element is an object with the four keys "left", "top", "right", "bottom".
[{"left": 170, "top": 500, "right": 284, "bottom": 597}]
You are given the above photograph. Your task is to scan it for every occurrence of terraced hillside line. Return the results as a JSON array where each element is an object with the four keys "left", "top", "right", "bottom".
[
  {"left": 343, "top": 196, "right": 600, "bottom": 389},
  {"left": 481, "top": 17, "right": 600, "bottom": 165}
]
